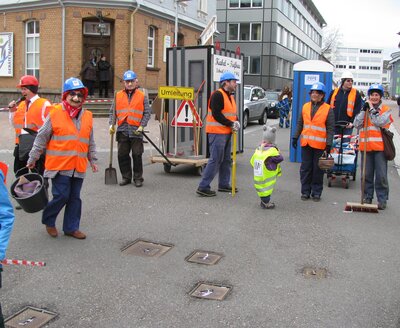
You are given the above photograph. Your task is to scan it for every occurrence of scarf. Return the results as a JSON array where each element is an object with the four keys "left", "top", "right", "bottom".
[{"left": 62, "top": 100, "right": 82, "bottom": 119}]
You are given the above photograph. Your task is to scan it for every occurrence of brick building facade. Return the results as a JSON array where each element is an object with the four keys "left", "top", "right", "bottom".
[{"left": 0, "top": 1, "right": 212, "bottom": 102}]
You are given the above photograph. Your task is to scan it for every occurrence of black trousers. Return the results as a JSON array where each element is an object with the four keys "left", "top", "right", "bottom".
[
  {"left": 300, "top": 145, "right": 324, "bottom": 197},
  {"left": 116, "top": 133, "right": 144, "bottom": 182},
  {"left": 13, "top": 144, "right": 45, "bottom": 176},
  {"left": 99, "top": 81, "right": 109, "bottom": 97}
]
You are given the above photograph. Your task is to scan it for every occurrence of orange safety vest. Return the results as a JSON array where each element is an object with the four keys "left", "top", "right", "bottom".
[
  {"left": 359, "top": 105, "right": 392, "bottom": 152},
  {"left": 300, "top": 102, "right": 330, "bottom": 150},
  {"left": 329, "top": 87, "right": 357, "bottom": 118},
  {"left": 45, "top": 106, "right": 93, "bottom": 173},
  {"left": 13, "top": 97, "right": 50, "bottom": 144},
  {"left": 115, "top": 90, "right": 144, "bottom": 127},
  {"left": 206, "top": 88, "right": 237, "bottom": 134}
]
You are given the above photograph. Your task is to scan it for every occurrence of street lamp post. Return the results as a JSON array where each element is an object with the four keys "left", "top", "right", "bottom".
[{"left": 174, "top": 0, "right": 190, "bottom": 46}]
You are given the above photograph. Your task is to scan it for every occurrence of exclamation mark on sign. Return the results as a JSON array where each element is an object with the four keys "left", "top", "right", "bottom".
[{"left": 185, "top": 104, "right": 189, "bottom": 122}]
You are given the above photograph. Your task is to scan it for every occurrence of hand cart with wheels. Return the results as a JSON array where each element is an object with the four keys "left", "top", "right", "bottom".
[{"left": 327, "top": 121, "right": 359, "bottom": 189}]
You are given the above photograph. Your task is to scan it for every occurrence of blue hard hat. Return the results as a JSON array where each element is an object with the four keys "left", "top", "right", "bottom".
[
  {"left": 309, "top": 82, "right": 326, "bottom": 94},
  {"left": 63, "top": 77, "right": 85, "bottom": 93},
  {"left": 220, "top": 72, "right": 238, "bottom": 83},
  {"left": 123, "top": 70, "right": 137, "bottom": 81},
  {"left": 368, "top": 83, "right": 384, "bottom": 97}
]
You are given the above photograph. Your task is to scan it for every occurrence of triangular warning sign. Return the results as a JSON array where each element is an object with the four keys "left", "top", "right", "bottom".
[{"left": 171, "top": 100, "right": 203, "bottom": 127}]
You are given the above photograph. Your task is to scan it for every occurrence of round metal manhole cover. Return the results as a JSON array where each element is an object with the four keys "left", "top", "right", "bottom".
[{"left": 302, "top": 266, "right": 328, "bottom": 278}]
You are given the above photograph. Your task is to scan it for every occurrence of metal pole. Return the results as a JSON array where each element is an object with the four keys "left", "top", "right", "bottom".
[{"left": 174, "top": 0, "right": 178, "bottom": 46}]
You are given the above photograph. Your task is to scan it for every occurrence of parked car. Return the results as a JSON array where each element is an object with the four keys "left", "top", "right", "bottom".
[
  {"left": 264, "top": 90, "right": 280, "bottom": 119},
  {"left": 242, "top": 85, "right": 269, "bottom": 129}
]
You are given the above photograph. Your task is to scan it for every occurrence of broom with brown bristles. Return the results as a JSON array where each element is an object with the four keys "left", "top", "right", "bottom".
[{"left": 345, "top": 108, "right": 379, "bottom": 213}]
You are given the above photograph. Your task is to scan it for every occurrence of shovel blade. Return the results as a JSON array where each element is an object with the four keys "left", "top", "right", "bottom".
[{"left": 105, "top": 167, "right": 118, "bottom": 185}]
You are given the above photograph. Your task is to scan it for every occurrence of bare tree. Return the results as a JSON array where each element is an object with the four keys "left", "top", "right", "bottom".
[{"left": 321, "top": 27, "right": 343, "bottom": 60}]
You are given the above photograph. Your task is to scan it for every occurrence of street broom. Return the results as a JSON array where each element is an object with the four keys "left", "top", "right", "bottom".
[{"left": 345, "top": 111, "right": 378, "bottom": 213}]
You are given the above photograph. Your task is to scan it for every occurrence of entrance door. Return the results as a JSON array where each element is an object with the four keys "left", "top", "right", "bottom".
[{"left": 82, "top": 35, "right": 113, "bottom": 95}]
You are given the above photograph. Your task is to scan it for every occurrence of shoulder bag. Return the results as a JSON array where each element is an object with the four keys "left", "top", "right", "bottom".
[{"left": 380, "top": 128, "right": 395, "bottom": 161}]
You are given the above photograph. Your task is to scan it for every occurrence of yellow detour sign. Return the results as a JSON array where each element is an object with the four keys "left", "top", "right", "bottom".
[{"left": 158, "top": 86, "right": 194, "bottom": 100}]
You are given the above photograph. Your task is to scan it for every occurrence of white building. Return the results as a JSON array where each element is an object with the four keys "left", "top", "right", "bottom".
[{"left": 331, "top": 46, "right": 384, "bottom": 95}]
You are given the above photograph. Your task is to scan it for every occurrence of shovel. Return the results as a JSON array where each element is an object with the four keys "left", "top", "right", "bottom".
[
  {"left": 142, "top": 131, "right": 176, "bottom": 167},
  {"left": 105, "top": 132, "right": 118, "bottom": 185}
]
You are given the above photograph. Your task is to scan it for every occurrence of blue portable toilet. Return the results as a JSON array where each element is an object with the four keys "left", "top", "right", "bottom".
[{"left": 290, "top": 60, "right": 334, "bottom": 163}]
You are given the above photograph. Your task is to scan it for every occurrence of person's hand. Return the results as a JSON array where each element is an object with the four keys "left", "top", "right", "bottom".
[
  {"left": 134, "top": 126, "right": 144, "bottom": 135},
  {"left": 325, "top": 145, "right": 331, "bottom": 154},
  {"left": 109, "top": 125, "right": 115, "bottom": 135},
  {"left": 26, "top": 162, "right": 35, "bottom": 169},
  {"left": 8, "top": 100, "right": 17, "bottom": 112},
  {"left": 91, "top": 163, "right": 98, "bottom": 173},
  {"left": 232, "top": 121, "right": 240, "bottom": 131},
  {"left": 362, "top": 102, "right": 370, "bottom": 111},
  {"left": 292, "top": 137, "right": 298, "bottom": 149},
  {"left": 346, "top": 122, "right": 353, "bottom": 129}
]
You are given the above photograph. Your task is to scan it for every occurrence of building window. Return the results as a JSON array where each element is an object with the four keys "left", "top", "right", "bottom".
[
  {"left": 228, "top": 0, "right": 262, "bottom": 8},
  {"left": 228, "top": 23, "right": 262, "bottom": 41},
  {"left": 25, "top": 20, "right": 40, "bottom": 78},
  {"left": 246, "top": 56, "right": 261, "bottom": 74},
  {"left": 147, "top": 26, "right": 155, "bottom": 68}
]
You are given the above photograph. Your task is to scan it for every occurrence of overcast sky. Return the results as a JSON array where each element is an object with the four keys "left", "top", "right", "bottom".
[{"left": 312, "top": 0, "right": 400, "bottom": 59}]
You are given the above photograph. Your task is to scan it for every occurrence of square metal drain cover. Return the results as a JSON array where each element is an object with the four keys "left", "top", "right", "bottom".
[
  {"left": 5, "top": 306, "right": 57, "bottom": 328},
  {"left": 189, "top": 282, "right": 232, "bottom": 301},
  {"left": 121, "top": 239, "right": 173, "bottom": 258},
  {"left": 302, "top": 266, "right": 328, "bottom": 278},
  {"left": 186, "top": 250, "right": 223, "bottom": 265}
]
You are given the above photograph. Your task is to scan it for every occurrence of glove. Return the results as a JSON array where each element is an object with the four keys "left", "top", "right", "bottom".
[
  {"left": 292, "top": 138, "right": 298, "bottom": 149},
  {"left": 109, "top": 125, "right": 115, "bottom": 135},
  {"left": 232, "top": 121, "right": 240, "bottom": 131},
  {"left": 134, "top": 126, "right": 144, "bottom": 135},
  {"left": 325, "top": 145, "right": 331, "bottom": 154},
  {"left": 362, "top": 102, "right": 370, "bottom": 111}
]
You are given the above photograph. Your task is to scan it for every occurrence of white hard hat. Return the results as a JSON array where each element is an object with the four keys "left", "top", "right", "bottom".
[{"left": 341, "top": 71, "right": 354, "bottom": 80}]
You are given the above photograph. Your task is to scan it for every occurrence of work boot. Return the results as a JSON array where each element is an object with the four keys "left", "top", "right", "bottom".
[
  {"left": 301, "top": 194, "right": 310, "bottom": 201},
  {"left": 260, "top": 201, "right": 275, "bottom": 209},
  {"left": 196, "top": 188, "right": 216, "bottom": 197},
  {"left": 378, "top": 202, "right": 387, "bottom": 210},
  {"left": 363, "top": 198, "right": 372, "bottom": 204},
  {"left": 134, "top": 180, "right": 143, "bottom": 187},
  {"left": 218, "top": 186, "right": 238, "bottom": 193},
  {"left": 119, "top": 179, "right": 131, "bottom": 186},
  {"left": 312, "top": 195, "right": 321, "bottom": 202}
]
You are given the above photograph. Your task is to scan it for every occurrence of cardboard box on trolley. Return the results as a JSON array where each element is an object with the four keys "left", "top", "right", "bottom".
[
  {"left": 290, "top": 60, "right": 334, "bottom": 163},
  {"left": 152, "top": 45, "right": 244, "bottom": 174}
]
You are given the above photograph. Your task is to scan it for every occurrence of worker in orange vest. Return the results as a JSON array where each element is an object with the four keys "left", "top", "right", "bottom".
[
  {"left": 196, "top": 72, "right": 240, "bottom": 197},
  {"left": 292, "top": 82, "right": 335, "bottom": 201},
  {"left": 328, "top": 71, "right": 362, "bottom": 136},
  {"left": 353, "top": 84, "right": 393, "bottom": 210},
  {"left": 8, "top": 75, "right": 51, "bottom": 175},
  {"left": 27, "top": 78, "right": 98, "bottom": 240},
  {"left": 109, "top": 70, "right": 151, "bottom": 187}
]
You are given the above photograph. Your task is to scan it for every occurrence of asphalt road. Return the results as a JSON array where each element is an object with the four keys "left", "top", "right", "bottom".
[{"left": 1, "top": 101, "right": 400, "bottom": 328}]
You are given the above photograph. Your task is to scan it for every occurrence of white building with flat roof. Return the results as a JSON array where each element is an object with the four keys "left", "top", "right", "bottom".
[{"left": 331, "top": 46, "right": 384, "bottom": 95}]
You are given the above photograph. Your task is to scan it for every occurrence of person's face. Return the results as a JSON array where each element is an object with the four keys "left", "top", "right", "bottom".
[
  {"left": 342, "top": 79, "right": 353, "bottom": 90},
  {"left": 124, "top": 79, "right": 139, "bottom": 90},
  {"left": 224, "top": 80, "right": 237, "bottom": 93},
  {"left": 66, "top": 90, "right": 85, "bottom": 107},
  {"left": 369, "top": 91, "right": 381, "bottom": 105},
  {"left": 310, "top": 90, "right": 324, "bottom": 103},
  {"left": 20, "top": 86, "right": 34, "bottom": 100}
]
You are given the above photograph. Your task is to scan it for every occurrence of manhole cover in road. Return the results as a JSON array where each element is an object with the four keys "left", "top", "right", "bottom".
[
  {"left": 121, "top": 239, "right": 173, "bottom": 258},
  {"left": 5, "top": 306, "right": 57, "bottom": 328},
  {"left": 302, "top": 266, "right": 328, "bottom": 278},
  {"left": 189, "top": 282, "right": 232, "bottom": 301},
  {"left": 186, "top": 250, "right": 223, "bottom": 265}
]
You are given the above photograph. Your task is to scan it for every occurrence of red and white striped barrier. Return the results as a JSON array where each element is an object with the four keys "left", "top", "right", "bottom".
[
  {"left": 85, "top": 99, "right": 113, "bottom": 103},
  {"left": 1, "top": 259, "right": 46, "bottom": 267}
]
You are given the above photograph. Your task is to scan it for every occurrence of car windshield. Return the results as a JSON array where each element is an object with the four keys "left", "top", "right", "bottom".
[
  {"left": 266, "top": 93, "right": 279, "bottom": 101},
  {"left": 244, "top": 88, "right": 251, "bottom": 100}
]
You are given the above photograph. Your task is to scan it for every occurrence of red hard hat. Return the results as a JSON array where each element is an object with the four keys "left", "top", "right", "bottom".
[{"left": 17, "top": 75, "right": 39, "bottom": 87}]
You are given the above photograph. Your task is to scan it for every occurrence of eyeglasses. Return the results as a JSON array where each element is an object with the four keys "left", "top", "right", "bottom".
[
  {"left": 345, "top": 79, "right": 353, "bottom": 83},
  {"left": 69, "top": 91, "right": 84, "bottom": 98},
  {"left": 125, "top": 80, "right": 136, "bottom": 83}
]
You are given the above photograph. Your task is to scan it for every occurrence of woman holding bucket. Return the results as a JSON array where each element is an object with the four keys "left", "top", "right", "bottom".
[{"left": 27, "top": 77, "right": 98, "bottom": 239}]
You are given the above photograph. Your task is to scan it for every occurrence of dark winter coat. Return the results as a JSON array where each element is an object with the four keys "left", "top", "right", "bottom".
[
  {"left": 97, "top": 60, "right": 111, "bottom": 82},
  {"left": 80, "top": 60, "right": 97, "bottom": 81}
]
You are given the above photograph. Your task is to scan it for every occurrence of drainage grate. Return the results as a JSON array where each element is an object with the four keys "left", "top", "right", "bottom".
[
  {"left": 5, "top": 306, "right": 57, "bottom": 328},
  {"left": 189, "top": 282, "right": 232, "bottom": 301},
  {"left": 302, "top": 266, "right": 328, "bottom": 278},
  {"left": 186, "top": 250, "right": 223, "bottom": 265},
  {"left": 121, "top": 239, "right": 173, "bottom": 258}
]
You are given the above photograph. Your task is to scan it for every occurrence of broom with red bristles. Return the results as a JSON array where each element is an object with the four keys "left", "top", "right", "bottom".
[{"left": 345, "top": 108, "right": 379, "bottom": 213}]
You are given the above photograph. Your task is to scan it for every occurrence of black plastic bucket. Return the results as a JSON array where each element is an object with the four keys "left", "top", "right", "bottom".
[{"left": 10, "top": 172, "right": 48, "bottom": 213}]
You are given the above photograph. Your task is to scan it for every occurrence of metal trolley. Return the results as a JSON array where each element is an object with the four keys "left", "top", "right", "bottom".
[{"left": 327, "top": 121, "right": 359, "bottom": 189}]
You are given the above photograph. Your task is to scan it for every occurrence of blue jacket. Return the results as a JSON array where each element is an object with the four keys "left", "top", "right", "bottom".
[{"left": 0, "top": 170, "right": 15, "bottom": 264}]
